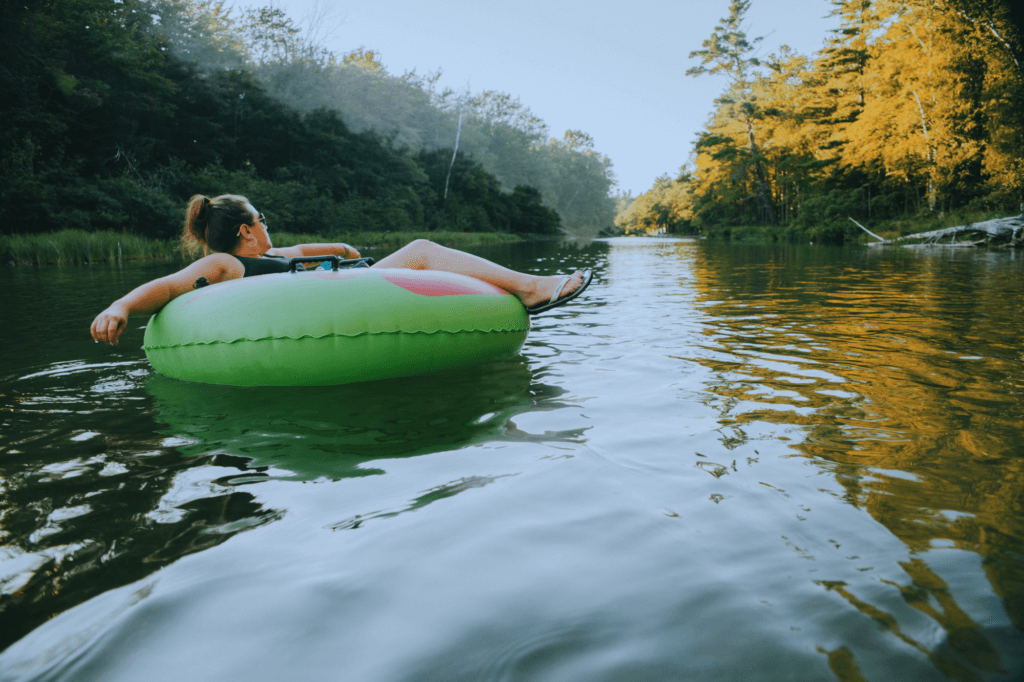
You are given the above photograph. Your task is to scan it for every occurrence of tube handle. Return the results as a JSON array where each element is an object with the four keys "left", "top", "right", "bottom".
[{"left": 288, "top": 256, "right": 375, "bottom": 272}]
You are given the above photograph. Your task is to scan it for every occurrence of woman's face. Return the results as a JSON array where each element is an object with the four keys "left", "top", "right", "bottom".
[{"left": 242, "top": 203, "right": 273, "bottom": 252}]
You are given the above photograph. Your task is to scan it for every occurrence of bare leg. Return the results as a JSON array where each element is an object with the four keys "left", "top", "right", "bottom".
[{"left": 373, "top": 239, "right": 584, "bottom": 309}]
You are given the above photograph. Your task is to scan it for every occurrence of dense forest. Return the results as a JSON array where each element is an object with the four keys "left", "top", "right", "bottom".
[
  {"left": 0, "top": 0, "right": 618, "bottom": 243},
  {"left": 617, "top": 0, "right": 1024, "bottom": 242}
]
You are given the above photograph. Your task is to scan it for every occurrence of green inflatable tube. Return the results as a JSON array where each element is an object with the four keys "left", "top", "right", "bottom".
[{"left": 142, "top": 268, "right": 530, "bottom": 386}]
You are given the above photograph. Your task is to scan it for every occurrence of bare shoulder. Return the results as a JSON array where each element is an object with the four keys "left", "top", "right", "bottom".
[
  {"left": 202, "top": 253, "right": 244, "bottom": 278},
  {"left": 168, "top": 253, "right": 244, "bottom": 289}
]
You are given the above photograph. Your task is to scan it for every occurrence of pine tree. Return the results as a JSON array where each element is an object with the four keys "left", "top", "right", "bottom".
[{"left": 688, "top": 0, "right": 778, "bottom": 227}]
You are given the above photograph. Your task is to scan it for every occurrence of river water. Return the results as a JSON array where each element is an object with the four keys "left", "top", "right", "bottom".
[{"left": 1, "top": 237, "right": 1022, "bottom": 681}]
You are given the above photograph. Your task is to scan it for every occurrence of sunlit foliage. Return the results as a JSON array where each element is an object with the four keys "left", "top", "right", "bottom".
[
  {"left": 615, "top": 174, "right": 694, "bottom": 234},
  {"left": 618, "top": 0, "right": 1023, "bottom": 242}
]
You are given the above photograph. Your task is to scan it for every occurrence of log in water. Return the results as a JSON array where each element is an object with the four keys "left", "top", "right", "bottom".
[{"left": 853, "top": 214, "right": 1024, "bottom": 247}]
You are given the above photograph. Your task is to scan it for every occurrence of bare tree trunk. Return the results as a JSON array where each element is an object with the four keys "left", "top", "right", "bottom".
[{"left": 745, "top": 114, "right": 778, "bottom": 228}]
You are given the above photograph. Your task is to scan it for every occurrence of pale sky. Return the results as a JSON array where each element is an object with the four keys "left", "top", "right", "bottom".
[{"left": 272, "top": 0, "right": 840, "bottom": 197}]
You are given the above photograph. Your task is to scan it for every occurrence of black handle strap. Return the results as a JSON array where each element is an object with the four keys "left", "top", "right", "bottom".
[{"left": 288, "top": 256, "right": 375, "bottom": 272}]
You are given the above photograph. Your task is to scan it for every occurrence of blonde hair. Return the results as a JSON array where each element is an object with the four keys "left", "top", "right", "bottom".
[{"left": 181, "top": 194, "right": 253, "bottom": 256}]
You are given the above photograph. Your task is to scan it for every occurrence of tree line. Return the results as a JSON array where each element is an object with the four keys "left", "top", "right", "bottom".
[
  {"left": 0, "top": 0, "right": 618, "bottom": 242},
  {"left": 617, "top": 0, "right": 1024, "bottom": 242}
]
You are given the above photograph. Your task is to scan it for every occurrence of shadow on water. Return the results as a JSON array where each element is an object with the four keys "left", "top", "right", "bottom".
[{"left": 147, "top": 355, "right": 582, "bottom": 481}]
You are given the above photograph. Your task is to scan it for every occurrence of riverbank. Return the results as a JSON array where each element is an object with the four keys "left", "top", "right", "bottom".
[
  {"left": 0, "top": 230, "right": 525, "bottom": 267},
  {"left": 698, "top": 209, "right": 1015, "bottom": 245}
]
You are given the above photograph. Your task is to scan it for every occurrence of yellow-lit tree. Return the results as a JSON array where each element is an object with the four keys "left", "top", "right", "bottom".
[
  {"left": 615, "top": 174, "right": 694, "bottom": 234},
  {"left": 619, "top": 0, "right": 1024, "bottom": 242},
  {"left": 687, "top": 0, "right": 779, "bottom": 227}
]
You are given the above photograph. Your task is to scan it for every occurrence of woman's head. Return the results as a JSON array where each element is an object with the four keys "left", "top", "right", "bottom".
[{"left": 182, "top": 194, "right": 266, "bottom": 256}]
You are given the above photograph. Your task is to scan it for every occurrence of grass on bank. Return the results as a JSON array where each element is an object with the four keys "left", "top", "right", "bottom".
[
  {"left": 1, "top": 230, "right": 524, "bottom": 266},
  {"left": 697, "top": 208, "right": 1016, "bottom": 245},
  {"left": 1, "top": 231, "right": 177, "bottom": 266}
]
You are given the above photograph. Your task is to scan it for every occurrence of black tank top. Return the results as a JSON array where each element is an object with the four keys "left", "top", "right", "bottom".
[{"left": 233, "top": 254, "right": 297, "bottom": 277}]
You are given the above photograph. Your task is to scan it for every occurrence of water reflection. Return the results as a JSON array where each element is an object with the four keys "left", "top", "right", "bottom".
[
  {"left": 327, "top": 474, "right": 516, "bottom": 531},
  {"left": 816, "top": 557, "right": 1013, "bottom": 681},
  {"left": 0, "top": 350, "right": 586, "bottom": 651},
  {"left": 2, "top": 241, "right": 1022, "bottom": 681},
  {"left": 689, "top": 243, "right": 1024, "bottom": 677},
  {"left": 148, "top": 355, "right": 584, "bottom": 481},
  {"left": 0, "top": 241, "right": 602, "bottom": 660}
]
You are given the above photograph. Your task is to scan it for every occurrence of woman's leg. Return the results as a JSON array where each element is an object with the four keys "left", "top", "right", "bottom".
[{"left": 373, "top": 239, "right": 584, "bottom": 309}]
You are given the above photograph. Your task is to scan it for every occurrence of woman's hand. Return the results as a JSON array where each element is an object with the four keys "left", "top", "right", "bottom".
[
  {"left": 91, "top": 302, "right": 130, "bottom": 346},
  {"left": 89, "top": 254, "right": 242, "bottom": 348}
]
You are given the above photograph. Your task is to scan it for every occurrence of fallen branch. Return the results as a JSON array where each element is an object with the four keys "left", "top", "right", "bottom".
[
  {"left": 849, "top": 217, "right": 886, "bottom": 242},
  {"left": 854, "top": 215, "right": 1024, "bottom": 247}
]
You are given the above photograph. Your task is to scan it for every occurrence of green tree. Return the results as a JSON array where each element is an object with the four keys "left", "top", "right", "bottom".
[
  {"left": 535, "top": 131, "right": 617, "bottom": 237},
  {"left": 0, "top": 0, "right": 610, "bottom": 243}
]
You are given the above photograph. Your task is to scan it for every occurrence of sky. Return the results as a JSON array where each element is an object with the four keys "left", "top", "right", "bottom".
[{"left": 271, "top": 0, "right": 841, "bottom": 197}]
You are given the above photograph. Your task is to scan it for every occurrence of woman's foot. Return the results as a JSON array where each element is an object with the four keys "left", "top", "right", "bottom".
[{"left": 519, "top": 270, "right": 593, "bottom": 314}]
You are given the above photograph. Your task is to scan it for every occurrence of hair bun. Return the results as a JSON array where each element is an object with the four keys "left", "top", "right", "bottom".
[
  {"left": 180, "top": 193, "right": 252, "bottom": 257},
  {"left": 182, "top": 194, "right": 213, "bottom": 253},
  {"left": 198, "top": 195, "right": 211, "bottom": 221}
]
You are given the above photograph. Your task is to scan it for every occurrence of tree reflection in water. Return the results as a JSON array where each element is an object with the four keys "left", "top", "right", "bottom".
[{"left": 689, "top": 244, "right": 1024, "bottom": 679}]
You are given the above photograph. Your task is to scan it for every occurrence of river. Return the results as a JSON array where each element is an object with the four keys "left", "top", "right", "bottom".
[{"left": 1, "top": 237, "right": 1022, "bottom": 681}]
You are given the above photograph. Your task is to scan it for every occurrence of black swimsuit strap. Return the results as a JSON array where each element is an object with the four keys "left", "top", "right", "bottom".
[{"left": 232, "top": 254, "right": 293, "bottom": 277}]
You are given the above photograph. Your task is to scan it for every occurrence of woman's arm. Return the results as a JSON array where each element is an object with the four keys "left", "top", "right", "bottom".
[
  {"left": 266, "top": 243, "right": 360, "bottom": 259},
  {"left": 90, "top": 254, "right": 243, "bottom": 346}
]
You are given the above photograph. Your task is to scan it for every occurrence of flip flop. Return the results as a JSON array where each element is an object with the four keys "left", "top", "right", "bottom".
[{"left": 526, "top": 269, "right": 593, "bottom": 315}]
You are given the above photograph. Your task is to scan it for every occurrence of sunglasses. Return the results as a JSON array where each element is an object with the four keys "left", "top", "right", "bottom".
[{"left": 238, "top": 213, "right": 268, "bottom": 237}]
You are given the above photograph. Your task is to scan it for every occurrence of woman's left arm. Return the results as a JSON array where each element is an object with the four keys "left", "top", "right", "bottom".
[
  {"left": 267, "top": 243, "right": 360, "bottom": 259},
  {"left": 90, "top": 253, "right": 242, "bottom": 346}
]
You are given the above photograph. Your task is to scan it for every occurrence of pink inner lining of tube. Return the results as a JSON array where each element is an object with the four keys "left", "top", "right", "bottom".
[
  {"left": 379, "top": 272, "right": 507, "bottom": 297},
  {"left": 180, "top": 269, "right": 507, "bottom": 307}
]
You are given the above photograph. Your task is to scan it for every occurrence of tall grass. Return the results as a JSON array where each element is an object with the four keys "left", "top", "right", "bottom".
[
  {"left": 1, "top": 231, "right": 181, "bottom": 266},
  {"left": 2, "top": 230, "right": 524, "bottom": 266}
]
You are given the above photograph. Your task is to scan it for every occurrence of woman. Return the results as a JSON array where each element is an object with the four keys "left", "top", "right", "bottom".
[{"left": 91, "top": 194, "right": 592, "bottom": 346}]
